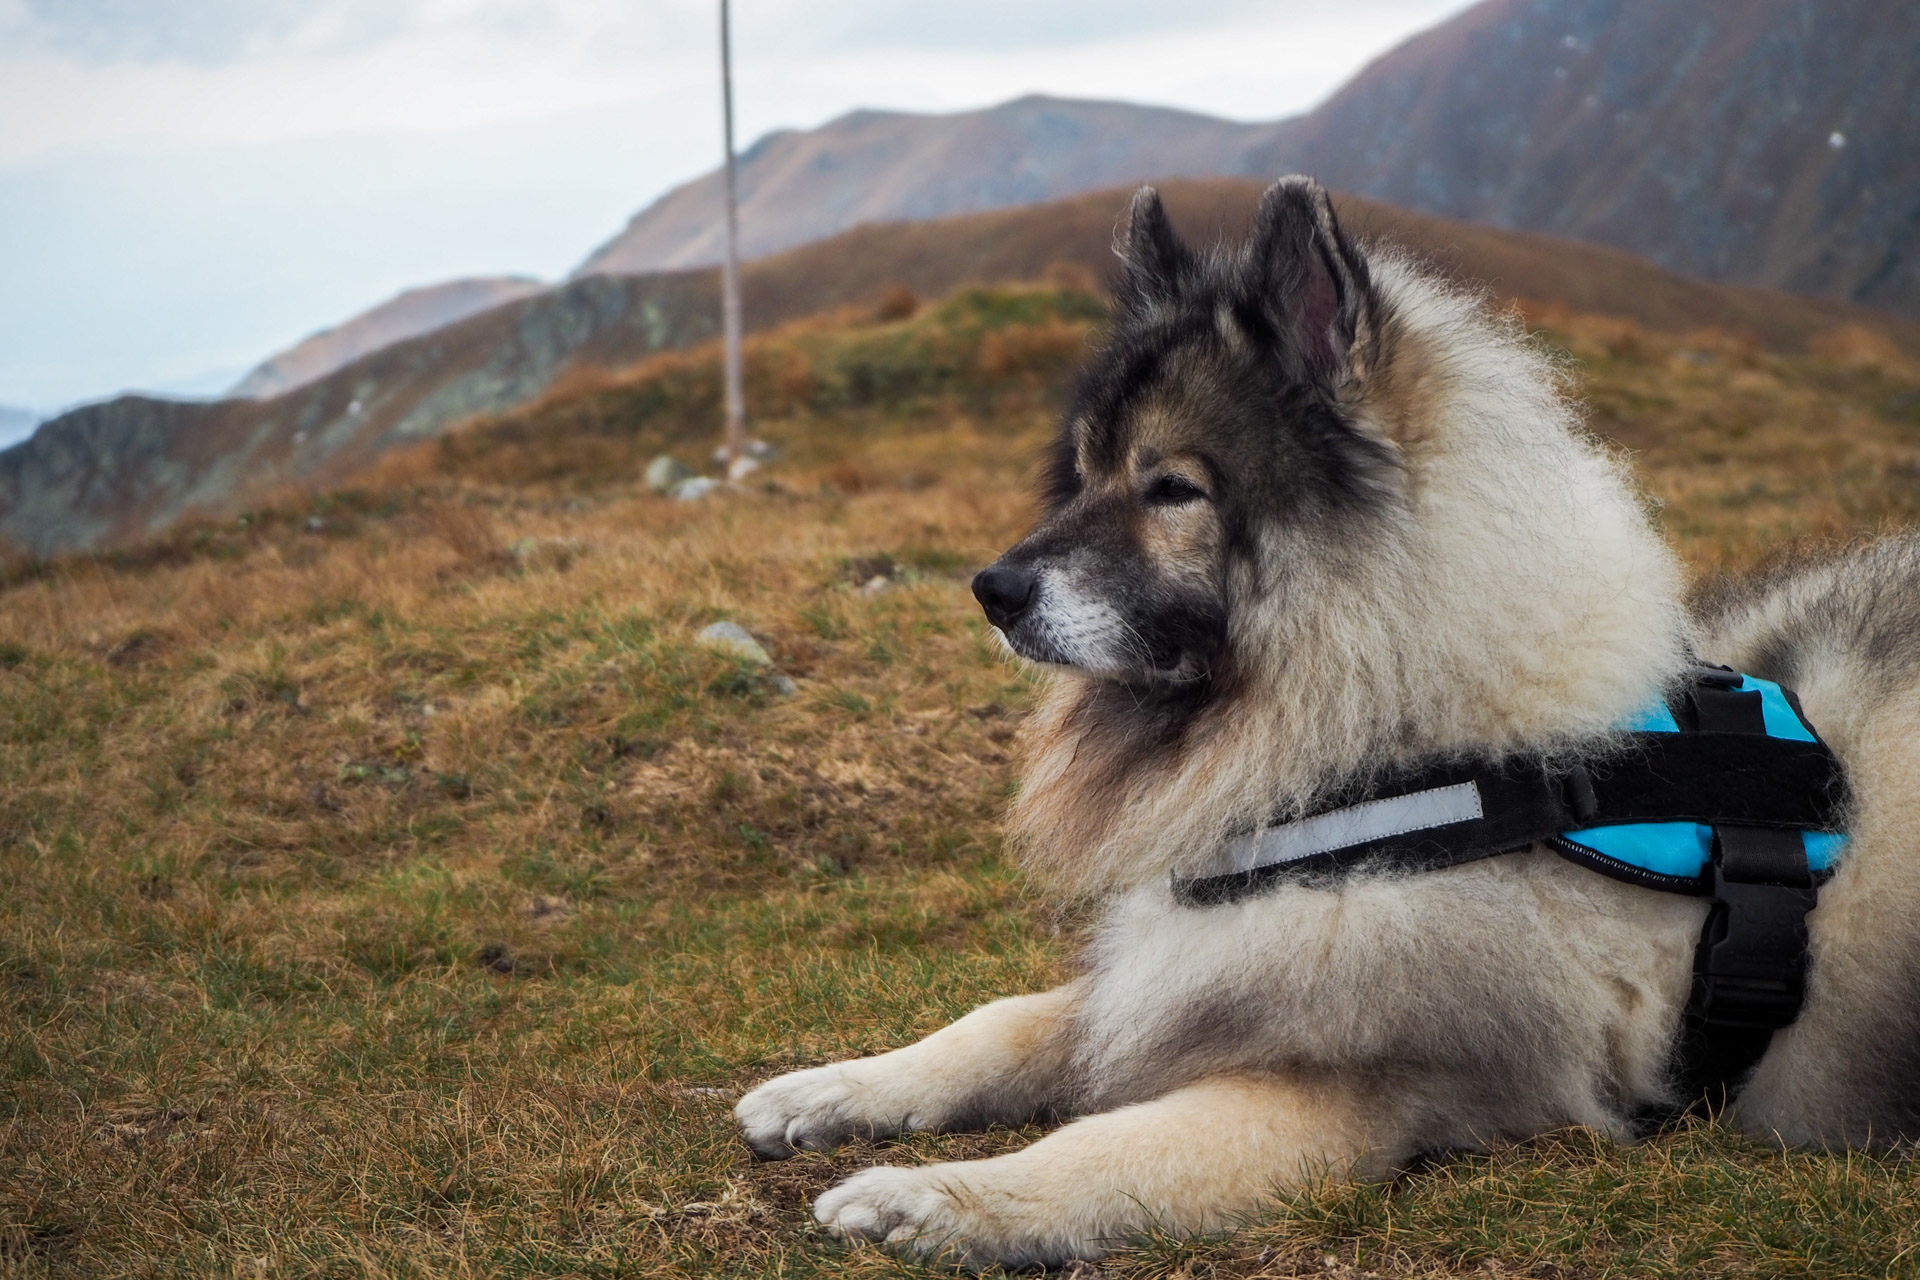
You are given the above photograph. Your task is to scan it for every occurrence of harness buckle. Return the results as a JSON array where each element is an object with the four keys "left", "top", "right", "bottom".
[{"left": 1687, "top": 839, "right": 1818, "bottom": 1032}]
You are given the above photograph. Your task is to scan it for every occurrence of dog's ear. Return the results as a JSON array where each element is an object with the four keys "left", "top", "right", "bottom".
[
  {"left": 1114, "top": 186, "right": 1191, "bottom": 317},
  {"left": 1248, "top": 176, "right": 1373, "bottom": 388}
]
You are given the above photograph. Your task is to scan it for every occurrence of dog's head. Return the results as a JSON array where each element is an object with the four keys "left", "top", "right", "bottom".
[{"left": 973, "top": 176, "right": 1398, "bottom": 689}]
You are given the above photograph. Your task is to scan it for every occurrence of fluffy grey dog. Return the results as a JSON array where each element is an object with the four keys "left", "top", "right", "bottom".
[{"left": 735, "top": 176, "right": 1920, "bottom": 1268}]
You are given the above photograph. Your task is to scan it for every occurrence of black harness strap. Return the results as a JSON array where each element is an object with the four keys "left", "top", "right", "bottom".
[
  {"left": 1664, "top": 671, "right": 1820, "bottom": 1120},
  {"left": 1174, "top": 729, "right": 1844, "bottom": 907}
]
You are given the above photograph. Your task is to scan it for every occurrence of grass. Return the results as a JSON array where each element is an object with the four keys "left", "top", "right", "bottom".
[{"left": 5, "top": 285, "right": 1920, "bottom": 1277}]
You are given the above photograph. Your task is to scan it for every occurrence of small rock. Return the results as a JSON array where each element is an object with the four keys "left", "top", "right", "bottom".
[
  {"left": 476, "top": 942, "right": 515, "bottom": 974},
  {"left": 772, "top": 675, "right": 799, "bottom": 697},
  {"left": 646, "top": 454, "right": 695, "bottom": 493},
  {"left": 858, "top": 575, "right": 889, "bottom": 598},
  {"left": 697, "top": 622, "right": 773, "bottom": 666},
  {"left": 726, "top": 454, "right": 760, "bottom": 481},
  {"left": 846, "top": 554, "right": 896, "bottom": 583},
  {"left": 305, "top": 515, "right": 327, "bottom": 533},
  {"left": 672, "top": 476, "right": 724, "bottom": 502}
]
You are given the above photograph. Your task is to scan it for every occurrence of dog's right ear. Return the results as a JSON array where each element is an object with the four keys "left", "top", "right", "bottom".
[{"left": 1114, "top": 186, "right": 1191, "bottom": 317}]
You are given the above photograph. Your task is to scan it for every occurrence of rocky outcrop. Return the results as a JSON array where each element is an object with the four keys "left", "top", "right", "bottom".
[{"left": 0, "top": 272, "right": 721, "bottom": 556}]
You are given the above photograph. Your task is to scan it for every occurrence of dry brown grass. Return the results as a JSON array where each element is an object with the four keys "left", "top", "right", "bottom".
[{"left": 6, "top": 284, "right": 1920, "bottom": 1277}]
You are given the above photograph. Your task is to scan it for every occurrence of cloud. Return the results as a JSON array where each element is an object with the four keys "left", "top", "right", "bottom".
[{"left": 11, "top": 0, "right": 396, "bottom": 65}]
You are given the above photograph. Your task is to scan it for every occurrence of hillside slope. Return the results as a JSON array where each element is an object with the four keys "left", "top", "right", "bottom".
[
  {"left": 5, "top": 279, "right": 1920, "bottom": 1277},
  {"left": 231, "top": 276, "right": 547, "bottom": 399},
  {"left": 8, "top": 180, "right": 1918, "bottom": 558},
  {"left": 579, "top": 0, "right": 1918, "bottom": 317},
  {"left": 1251, "top": 0, "right": 1920, "bottom": 316}
]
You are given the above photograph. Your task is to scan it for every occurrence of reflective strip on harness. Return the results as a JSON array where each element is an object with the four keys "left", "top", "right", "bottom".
[{"left": 1218, "top": 781, "right": 1483, "bottom": 874}]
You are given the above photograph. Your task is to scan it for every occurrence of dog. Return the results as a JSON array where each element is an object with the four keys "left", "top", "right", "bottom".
[{"left": 734, "top": 176, "right": 1920, "bottom": 1268}]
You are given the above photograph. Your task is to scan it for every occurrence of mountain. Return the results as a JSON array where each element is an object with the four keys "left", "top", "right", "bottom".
[
  {"left": 1249, "top": 0, "right": 1920, "bottom": 317},
  {"left": 231, "top": 276, "right": 547, "bottom": 399},
  {"left": 8, "top": 178, "right": 1918, "bottom": 559},
  {"left": 576, "top": 0, "right": 1919, "bottom": 317},
  {"left": 0, "top": 272, "right": 717, "bottom": 557},
  {"left": 573, "top": 96, "right": 1270, "bottom": 275}
]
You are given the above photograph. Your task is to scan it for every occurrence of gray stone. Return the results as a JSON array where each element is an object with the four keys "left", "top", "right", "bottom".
[
  {"left": 672, "top": 476, "right": 724, "bottom": 502},
  {"left": 697, "top": 621, "right": 772, "bottom": 666},
  {"left": 646, "top": 453, "right": 695, "bottom": 492}
]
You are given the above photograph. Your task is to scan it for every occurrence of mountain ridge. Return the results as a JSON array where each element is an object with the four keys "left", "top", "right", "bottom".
[
  {"left": 572, "top": 95, "right": 1276, "bottom": 276},
  {"left": 232, "top": 276, "right": 548, "bottom": 400},
  {"left": 7, "top": 179, "right": 1918, "bottom": 560},
  {"left": 576, "top": 0, "right": 1918, "bottom": 318}
]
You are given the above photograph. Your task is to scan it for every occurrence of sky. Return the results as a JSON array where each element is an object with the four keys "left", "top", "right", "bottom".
[{"left": 0, "top": 0, "right": 1475, "bottom": 431}]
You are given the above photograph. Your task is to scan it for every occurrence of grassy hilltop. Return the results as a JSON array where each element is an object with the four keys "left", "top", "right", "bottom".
[{"left": 6, "top": 282, "right": 1920, "bottom": 1278}]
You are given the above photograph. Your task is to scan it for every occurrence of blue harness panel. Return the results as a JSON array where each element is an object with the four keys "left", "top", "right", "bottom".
[{"left": 1556, "top": 675, "right": 1848, "bottom": 885}]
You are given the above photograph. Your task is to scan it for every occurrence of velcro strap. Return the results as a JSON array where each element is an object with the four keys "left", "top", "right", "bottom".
[{"left": 1576, "top": 733, "right": 1845, "bottom": 831}]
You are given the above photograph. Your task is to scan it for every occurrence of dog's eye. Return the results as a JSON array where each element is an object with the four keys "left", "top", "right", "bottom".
[{"left": 1144, "top": 474, "right": 1208, "bottom": 506}]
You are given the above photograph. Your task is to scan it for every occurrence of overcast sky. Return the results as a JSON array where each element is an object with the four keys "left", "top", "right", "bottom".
[{"left": 0, "top": 0, "right": 1473, "bottom": 423}]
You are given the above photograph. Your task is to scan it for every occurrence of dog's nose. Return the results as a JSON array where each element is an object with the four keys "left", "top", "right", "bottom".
[{"left": 972, "top": 564, "right": 1037, "bottom": 627}]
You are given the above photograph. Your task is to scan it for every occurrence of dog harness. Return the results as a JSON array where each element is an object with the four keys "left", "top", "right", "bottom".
[{"left": 1173, "top": 666, "right": 1851, "bottom": 1119}]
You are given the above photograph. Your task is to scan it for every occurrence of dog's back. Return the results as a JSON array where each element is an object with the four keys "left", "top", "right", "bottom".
[{"left": 1696, "top": 534, "right": 1920, "bottom": 1143}]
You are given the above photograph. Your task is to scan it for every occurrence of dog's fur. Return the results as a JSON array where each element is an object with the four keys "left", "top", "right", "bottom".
[{"left": 734, "top": 177, "right": 1920, "bottom": 1268}]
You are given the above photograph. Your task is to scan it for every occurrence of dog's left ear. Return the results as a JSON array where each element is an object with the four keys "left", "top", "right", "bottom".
[
  {"left": 1248, "top": 176, "right": 1374, "bottom": 389},
  {"left": 1114, "top": 186, "right": 1193, "bottom": 318}
]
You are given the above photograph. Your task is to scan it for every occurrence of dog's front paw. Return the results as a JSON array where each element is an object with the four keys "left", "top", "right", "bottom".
[
  {"left": 735, "top": 1064, "right": 892, "bottom": 1159},
  {"left": 814, "top": 1163, "right": 1095, "bottom": 1270},
  {"left": 814, "top": 1165, "right": 958, "bottom": 1251}
]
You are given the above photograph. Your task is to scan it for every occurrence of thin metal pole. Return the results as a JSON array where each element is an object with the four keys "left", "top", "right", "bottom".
[{"left": 719, "top": 0, "right": 747, "bottom": 475}]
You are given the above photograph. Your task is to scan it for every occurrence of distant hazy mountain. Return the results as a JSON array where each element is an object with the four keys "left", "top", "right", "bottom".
[
  {"left": 231, "top": 276, "right": 547, "bottom": 399},
  {"left": 0, "top": 404, "right": 39, "bottom": 451},
  {"left": 10, "top": 179, "right": 1918, "bottom": 559},
  {"left": 577, "top": 0, "right": 1919, "bottom": 317},
  {"left": 573, "top": 96, "right": 1272, "bottom": 275}
]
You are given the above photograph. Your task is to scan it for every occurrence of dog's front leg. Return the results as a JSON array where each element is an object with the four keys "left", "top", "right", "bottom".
[
  {"left": 812, "top": 1072, "right": 1401, "bottom": 1269},
  {"left": 734, "top": 984, "right": 1078, "bottom": 1158}
]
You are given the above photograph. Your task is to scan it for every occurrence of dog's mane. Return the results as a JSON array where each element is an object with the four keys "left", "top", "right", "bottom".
[{"left": 1010, "top": 250, "right": 1692, "bottom": 897}]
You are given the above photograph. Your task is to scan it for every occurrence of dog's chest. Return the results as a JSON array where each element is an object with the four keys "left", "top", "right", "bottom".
[{"left": 1067, "top": 856, "right": 1700, "bottom": 1111}]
